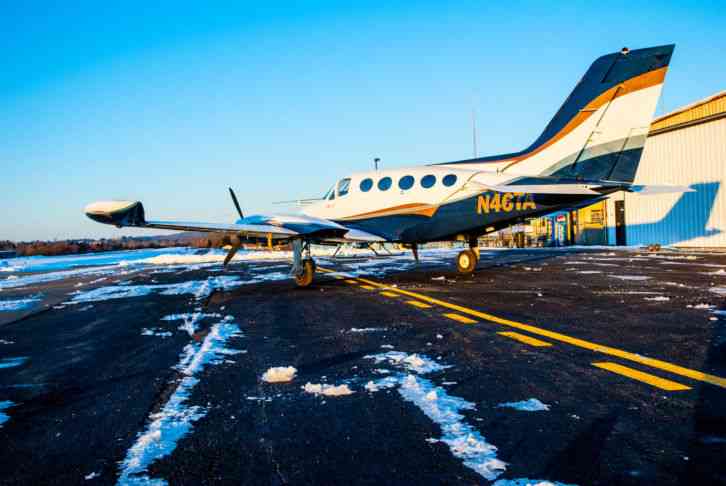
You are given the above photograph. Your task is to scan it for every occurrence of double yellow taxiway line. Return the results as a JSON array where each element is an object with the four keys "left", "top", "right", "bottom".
[{"left": 319, "top": 267, "right": 726, "bottom": 392}]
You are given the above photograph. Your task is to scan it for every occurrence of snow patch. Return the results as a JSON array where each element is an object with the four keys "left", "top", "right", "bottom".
[
  {"left": 610, "top": 275, "right": 652, "bottom": 281},
  {"left": 399, "top": 374, "right": 505, "bottom": 480},
  {"left": 0, "top": 357, "right": 28, "bottom": 369},
  {"left": 710, "top": 287, "right": 726, "bottom": 296},
  {"left": 493, "top": 479, "right": 576, "bottom": 486},
  {"left": 262, "top": 366, "right": 297, "bottom": 383},
  {"left": 365, "top": 351, "right": 450, "bottom": 374},
  {"left": 0, "top": 294, "right": 43, "bottom": 311},
  {"left": 303, "top": 383, "right": 354, "bottom": 396},
  {"left": 349, "top": 327, "right": 387, "bottom": 333},
  {"left": 644, "top": 296, "right": 670, "bottom": 302},
  {"left": 117, "top": 319, "right": 241, "bottom": 485},
  {"left": 68, "top": 276, "right": 243, "bottom": 304},
  {"left": 0, "top": 400, "right": 13, "bottom": 427},
  {"left": 161, "top": 312, "right": 222, "bottom": 336},
  {"left": 497, "top": 398, "right": 551, "bottom": 412}
]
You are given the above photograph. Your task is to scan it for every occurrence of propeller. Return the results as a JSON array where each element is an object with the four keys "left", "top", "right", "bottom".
[
  {"left": 224, "top": 188, "right": 243, "bottom": 267},
  {"left": 229, "top": 187, "right": 244, "bottom": 219}
]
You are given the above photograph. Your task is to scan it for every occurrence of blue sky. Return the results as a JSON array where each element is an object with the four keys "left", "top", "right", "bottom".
[{"left": 2, "top": 1, "right": 724, "bottom": 241}]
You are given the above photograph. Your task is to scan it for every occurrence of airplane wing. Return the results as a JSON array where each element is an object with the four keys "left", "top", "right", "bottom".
[{"left": 84, "top": 200, "right": 385, "bottom": 242}]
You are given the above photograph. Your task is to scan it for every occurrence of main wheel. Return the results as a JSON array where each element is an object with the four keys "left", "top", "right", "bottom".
[
  {"left": 294, "top": 259, "right": 316, "bottom": 287},
  {"left": 456, "top": 249, "right": 478, "bottom": 274}
]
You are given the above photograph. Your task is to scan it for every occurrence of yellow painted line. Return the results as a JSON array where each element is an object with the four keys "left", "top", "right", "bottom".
[
  {"left": 344, "top": 279, "right": 358, "bottom": 285},
  {"left": 380, "top": 291, "right": 399, "bottom": 298},
  {"left": 443, "top": 313, "right": 478, "bottom": 325},
  {"left": 341, "top": 273, "right": 726, "bottom": 389},
  {"left": 593, "top": 362, "right": 691, "bottom": 391},
  {"left": 360, "top": 285, "right": 376, "bottom": 290},
  {"left": 405, "top": 300, "right": 432, "bottom": 309},
  {"left": 498, "top": 331, "right": 552, "bottom": 347}
]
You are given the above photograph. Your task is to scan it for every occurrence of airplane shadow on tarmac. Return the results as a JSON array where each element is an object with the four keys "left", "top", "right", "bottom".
[{"left": 627, "top": 181, "right": 722, "bottom": 245}]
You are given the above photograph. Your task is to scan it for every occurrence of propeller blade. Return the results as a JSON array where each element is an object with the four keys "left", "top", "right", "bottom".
[
  {"left": 229, "top": 187, "right": 244, "bottom": 219},
  {"left": 223, "top": 242, "right": 241, "bottom": 267}
]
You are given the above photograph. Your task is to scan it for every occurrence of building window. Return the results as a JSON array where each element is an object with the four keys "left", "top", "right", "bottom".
[
  {"left": 443, "top": 174, "right": 457, "bottom": 187},
  {"left": 378, "top": 177, "right": 392, "bottom": 191},
  {"left": 360, "top": 178, "right": 373, "bottom": 192},
  {"left": 421, "top": 175, "right": 436, "bottom": 188},
  {"left": 338, "top": 178, "right": 351, "bottom": 197},
  {"left": 398, "top": 175, "right": 414, "bottom": 190}
]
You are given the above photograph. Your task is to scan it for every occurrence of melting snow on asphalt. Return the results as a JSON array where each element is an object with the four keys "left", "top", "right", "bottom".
[
  {"left": 68, "top": 276, "right": 243, "bottom": 304},
  {"left": 161, "top": 312, "right": 222, "bottom": 336},
  {"left": 0, "top": 357, "right": 28, "bottom": 369},
  {"left": 0, "top": 294, "right": 43, "bottom": 311},
  {"left": 116, "top": 317, "right": 242, "bottom": 486},
  {"left": 0, "top": 400, "right": 14, "bottom": 427},
  {"left": 303, "top": 383, "right": 355, "bottom": 396},
  {"left": 497, "top": 398, "right": 551, "bottom": 412},
  {"left": 362, "top": 351, "right": 573, "bottom": 483},
  {"left": 262, "top": 366, "right": 297, "bottom": 383}
]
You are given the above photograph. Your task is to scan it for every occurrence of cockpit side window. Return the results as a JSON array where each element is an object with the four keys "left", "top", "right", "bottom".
[{"left": 338, "top": 178, "right": 351, "bottom": 197}]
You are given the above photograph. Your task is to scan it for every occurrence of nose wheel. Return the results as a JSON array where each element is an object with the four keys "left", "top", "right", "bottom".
[{"left": 456, "top": 249, "right": 478, "bottom": 274}]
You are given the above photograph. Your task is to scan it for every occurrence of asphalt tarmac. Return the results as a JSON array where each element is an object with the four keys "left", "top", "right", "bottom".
[{"left": 1, "top": 248, "right": 725, "bottom": 485}]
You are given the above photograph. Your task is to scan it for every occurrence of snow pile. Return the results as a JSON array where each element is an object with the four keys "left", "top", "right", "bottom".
[
  {"left": 0, "top": 401, "right": 13, "bottom": 427},
  {"left": 303, "top": 383, "right": 354, "bottom": 396},
  {"left": 117, "top": 318, "right": 242, "bottom": 485},
  {"left": 262, "top": 366, "right": 297, "bottom": 383},
  {"left": 0, "top": 265, "right": 123, "bottom": 290},
  {"left": 0, "top": 294, "right": 43, "bottom": 311},
  {"left": 0, "top": 357, "right": 28, "bottom": 369},
  {"left": 365, "top": 351, "right": 450, "bottom": 374},
  {"left": 497, "top": 398, "right": 550, "bottom": 412}
]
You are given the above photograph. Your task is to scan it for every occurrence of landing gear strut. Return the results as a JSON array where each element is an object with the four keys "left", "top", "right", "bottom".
[
  {"left": 292, "top": 239, "right": 316, "bottom": 287},
  {"left": 456, "top": 237, "right": 479, "bottom": 274}
]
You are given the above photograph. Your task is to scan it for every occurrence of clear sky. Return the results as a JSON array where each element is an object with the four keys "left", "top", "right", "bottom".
[{"left": 2, "top": 1, "right": 724, "bottom": 241}]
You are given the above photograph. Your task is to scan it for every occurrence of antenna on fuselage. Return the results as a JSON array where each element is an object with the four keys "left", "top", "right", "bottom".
[
  {"left": 374, "top": 157, "right": 380, "bottom": 171},
  {"left": 471, "top": 99, "right": 478, "bottom": 158}
]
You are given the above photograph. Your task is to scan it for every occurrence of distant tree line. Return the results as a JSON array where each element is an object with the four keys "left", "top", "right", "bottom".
[{"left": 0, "top": 233, "right": 237, "bottom": 257}]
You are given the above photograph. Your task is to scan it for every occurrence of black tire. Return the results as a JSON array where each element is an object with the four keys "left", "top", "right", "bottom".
[
  {"left": 456, "top": 249, "right": 478, "bottom": 274},
  {"left": 294, "top": 259, "right": 315, "bottom": 287}
]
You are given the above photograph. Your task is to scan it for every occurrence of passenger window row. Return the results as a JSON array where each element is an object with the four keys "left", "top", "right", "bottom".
[{"left": 359, "top": 174, "right": 457, "bottom": 192}]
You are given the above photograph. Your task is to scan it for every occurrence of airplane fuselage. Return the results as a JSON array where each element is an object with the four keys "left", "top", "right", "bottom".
[{"left": 302, "top": 166, "right": 601, "bottom": 243}]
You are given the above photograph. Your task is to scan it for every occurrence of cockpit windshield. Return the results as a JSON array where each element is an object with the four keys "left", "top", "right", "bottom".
[{"left": 323, "top": 185, "right": 335, "bottom": 200}]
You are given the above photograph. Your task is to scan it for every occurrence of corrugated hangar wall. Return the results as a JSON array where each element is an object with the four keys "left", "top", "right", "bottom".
[{"left": 624, "top": 115, "right": 726, "bottom": 247}]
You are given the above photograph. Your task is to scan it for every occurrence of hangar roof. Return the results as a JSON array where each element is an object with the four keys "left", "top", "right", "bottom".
[{"left": 650, "top": 90, "right": 726, "bottom": 135}]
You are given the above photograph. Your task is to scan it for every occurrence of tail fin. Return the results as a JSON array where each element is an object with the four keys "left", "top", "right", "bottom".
[{"left": 440, "top": 45, "right": 675, "bottom": 183}]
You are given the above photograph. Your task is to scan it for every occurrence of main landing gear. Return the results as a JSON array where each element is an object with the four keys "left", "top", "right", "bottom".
[
  {"left": 456, "top": 238, "right": 480, "bottom": 274},
  {"left": 291, "top": 239, "right": 316, "bottom": 287}
]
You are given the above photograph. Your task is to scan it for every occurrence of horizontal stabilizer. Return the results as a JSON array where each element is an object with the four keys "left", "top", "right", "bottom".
[{"left": 627, "top": 185, "right": 695, "bottom": 195}]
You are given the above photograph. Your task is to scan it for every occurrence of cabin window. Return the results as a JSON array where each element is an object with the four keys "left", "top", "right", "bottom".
[
  {"left": 378, "top": 177, "right": 392, "bottom": 191},
  {"left": 338, "top": 178, "right": 351, "bottom": 197},
  {"left": 443, "top": 174, "right": 458, "bottom": 187},
  {"left": 398, "top": 175, "right": 414, "bottom": 190},
  {"left": 360, "top": 178, "right": 373, "bottom": 192},
  {"left": 421, "top": 175, "right": 436, "bottom": 188}
]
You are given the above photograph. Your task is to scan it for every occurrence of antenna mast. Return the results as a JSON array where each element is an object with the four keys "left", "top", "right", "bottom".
[{"left": 471, "top": 103, "right": 478, "bottom": 158}]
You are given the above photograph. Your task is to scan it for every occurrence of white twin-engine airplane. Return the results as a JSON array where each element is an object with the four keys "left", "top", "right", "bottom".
[{"left": 86, "top": 44, "right": 690, "bottom": 287}]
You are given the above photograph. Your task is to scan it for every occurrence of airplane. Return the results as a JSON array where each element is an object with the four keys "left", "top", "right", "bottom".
[{"left": 85, "top": 44, "right": 689, "bottom": 287}]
